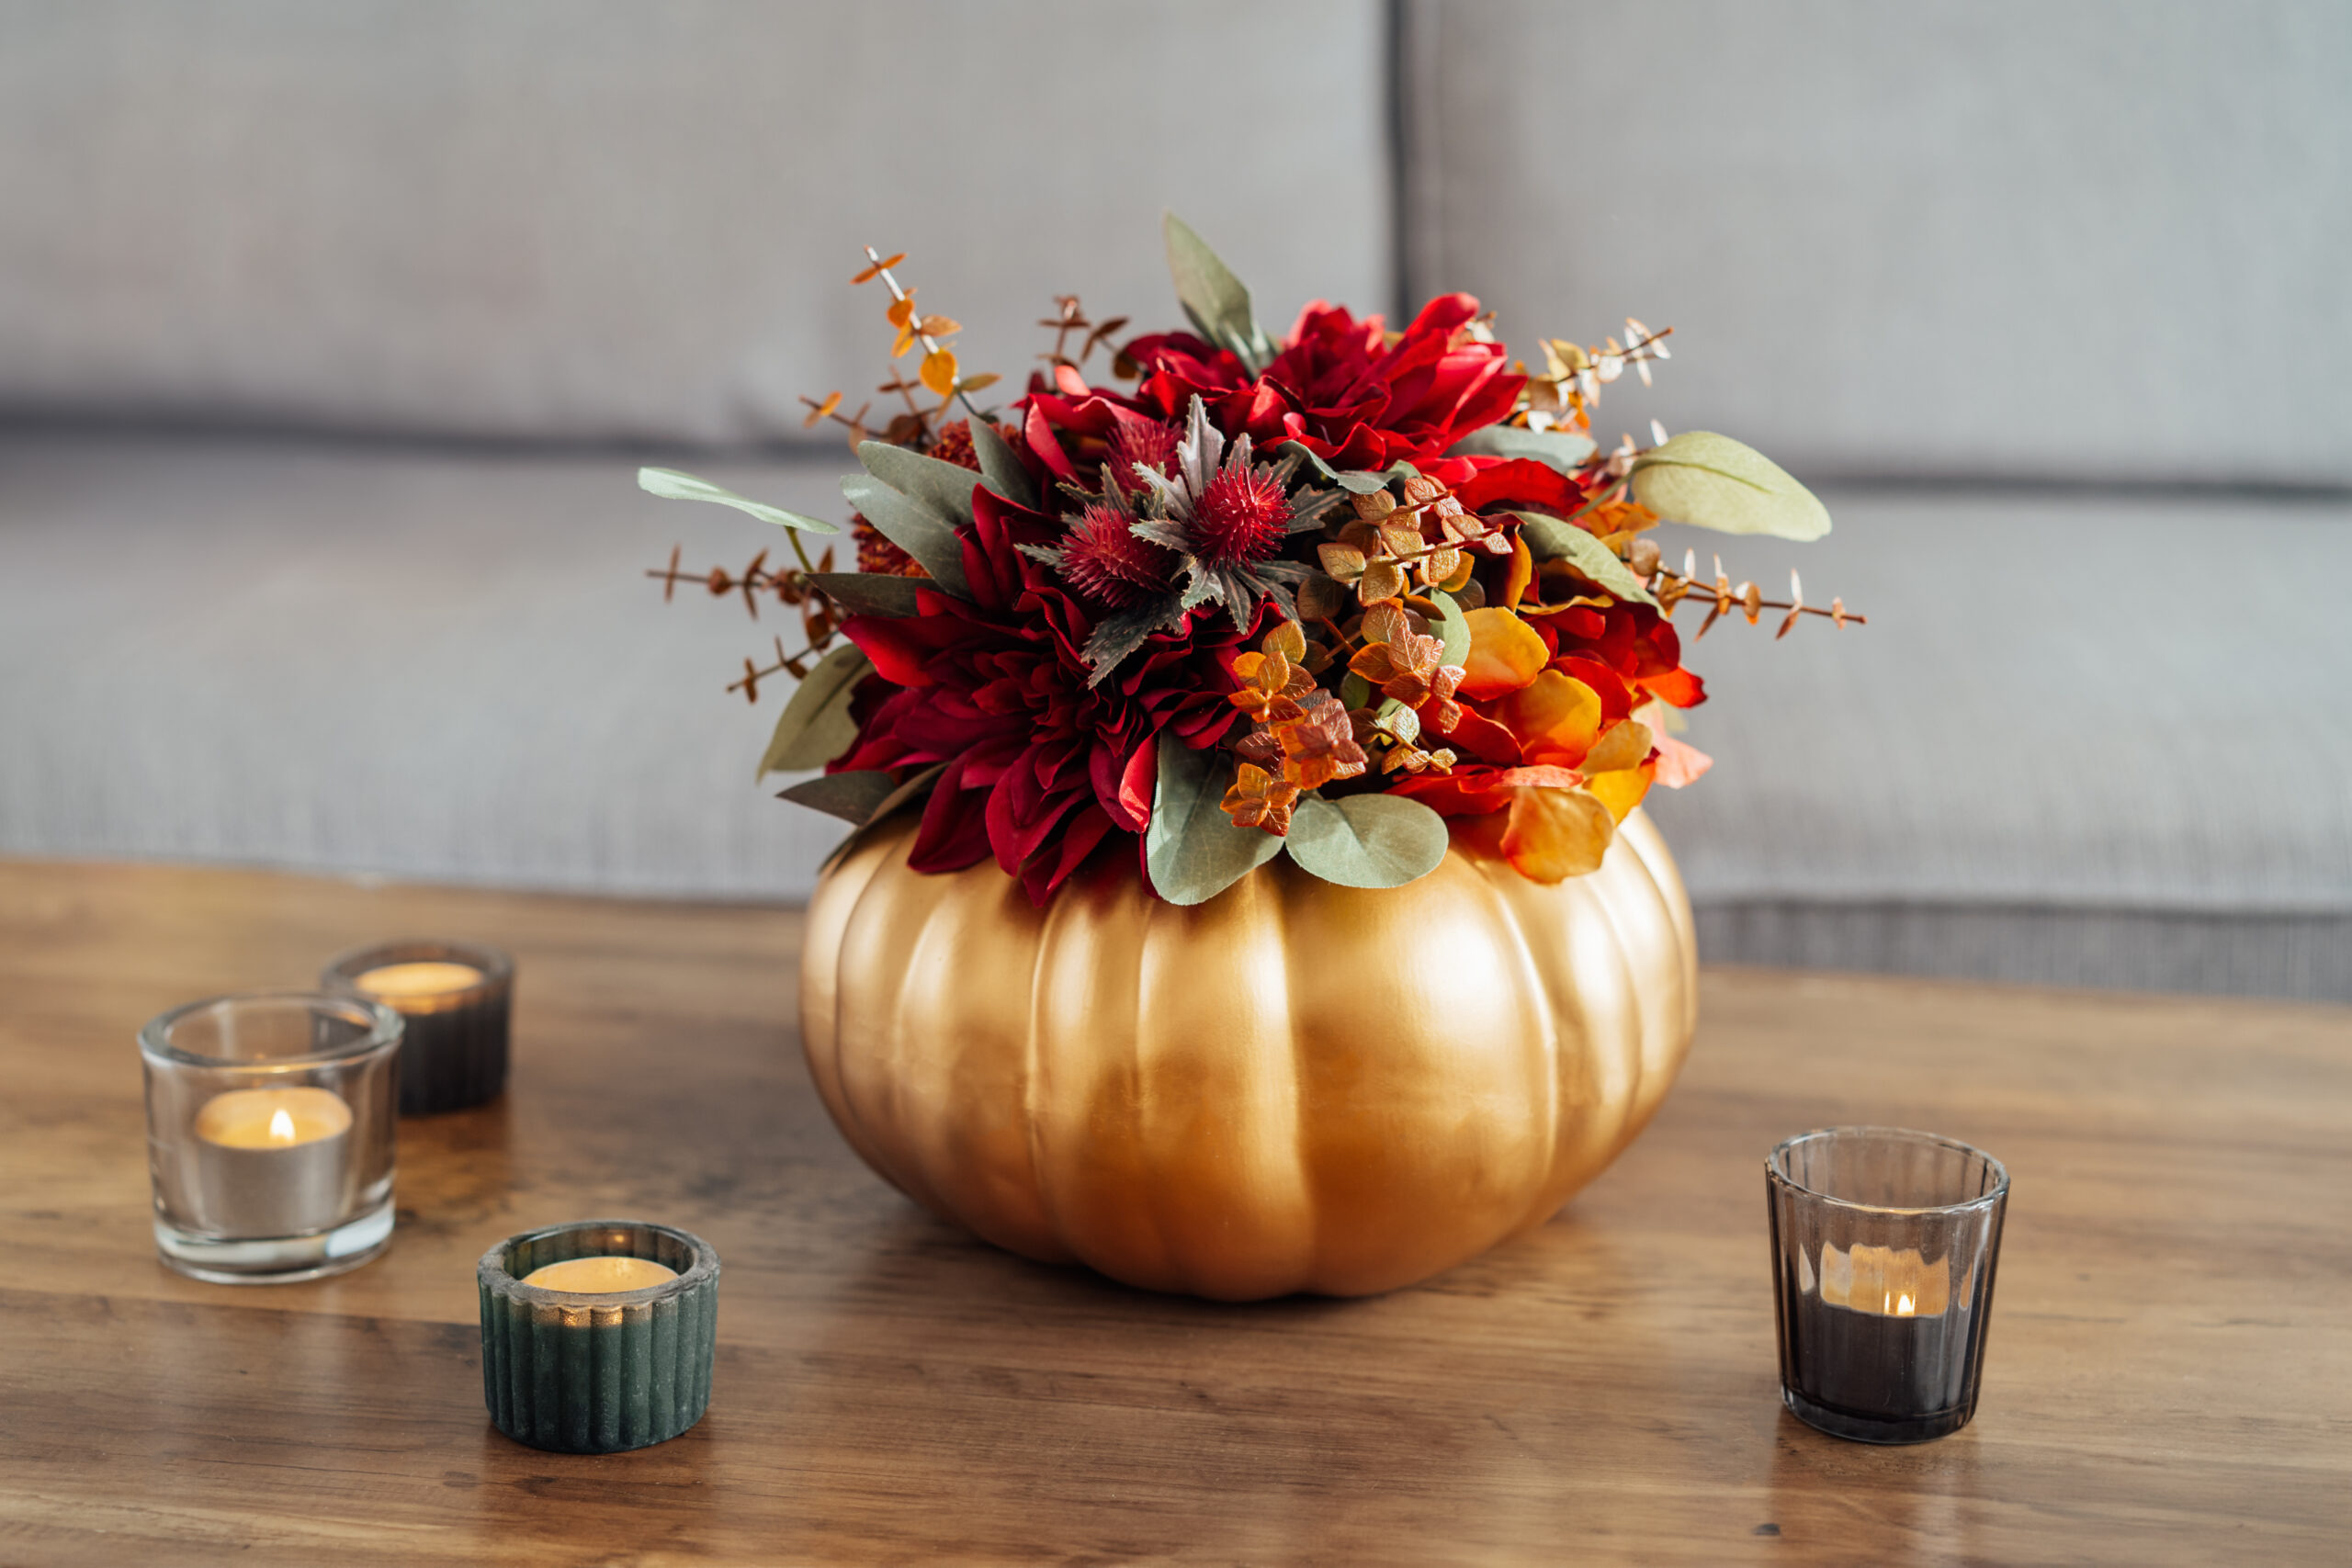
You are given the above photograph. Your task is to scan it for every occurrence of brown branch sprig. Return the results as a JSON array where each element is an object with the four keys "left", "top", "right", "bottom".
[{"left": 1651, "top": 551, "right": 1866, "bottom": 639}]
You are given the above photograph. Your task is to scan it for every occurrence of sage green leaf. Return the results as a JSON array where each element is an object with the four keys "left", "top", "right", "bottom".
[
  {"left": 1446, "top": 425, "right": 1598, "bottom": 473},
  {"left": 856, "top": 440, "right": 982, "bottom": 527},
  {"left": 1340, "top": 671, "right": 1374, "bottom": 711},
  {"left": 1283, "top": 794, "right": 1450, "bottom": 889},
  {"left": 1510, "top": 511, "right": 1659, "bottom": 607},
  {"left": 1275, "top": 441, "right": 1392, "bottom": 495},
  {"left": 1145, "top": 740, "right": 1283, "bottom": 906},
  {"left": 808, "top": 572, "right": 920, "bottom": 617},
  {"left": 818, "top": 761, "right": 949, "bottom": 873},
  {"left": 966, "top": 417, "right": 1038, "bottom": 510},
  {"left": 638, "top": 468, "right": 841, "bottom": 535},
  {"left": 839, "top": 473, "right": 969, "bottom": 597},
  {"left": 757, "top": 645, "right": 871, "bottom": 776},
  {"left": 1427, "top": 587, "right": 1470, "bottom": 667},
  {"left": 777, "top": 770, "right": 898, "bottom": 824},
  {"left": 1163, "top": 212, "right": 1274, "bottom": 374},
  {"left": 1630, "top": 431, "right": 1832, "bottom": 541}
]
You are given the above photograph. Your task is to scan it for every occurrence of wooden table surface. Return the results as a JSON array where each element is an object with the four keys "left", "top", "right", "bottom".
[{"left": 1, "top": 859, "right": 2346, "bottom": 1567}]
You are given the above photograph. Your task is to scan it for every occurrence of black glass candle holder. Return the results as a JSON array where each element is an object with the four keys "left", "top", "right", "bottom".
[
  {"left": 322, "top": 940, "right": 512, "bottom": 1115},
  {"left": 1767, "top": 1126, "right": 2008, "bottom": 1443}
]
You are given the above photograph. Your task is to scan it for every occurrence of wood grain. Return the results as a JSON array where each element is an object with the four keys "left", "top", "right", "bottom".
[{"left": 0, "top": 857, "right": 2345, "bottom": 1566}]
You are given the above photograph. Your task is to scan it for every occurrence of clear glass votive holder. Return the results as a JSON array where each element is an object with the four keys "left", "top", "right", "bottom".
[
  {"left": 321, "top": 939, "right": 513, "bottom": 1115},
  {"left": 1767, "top": 1126, "right": 2009, "bottom": 1443},
  {"left": 139, "top": 992, "right": 401, "bottom": 1283}
]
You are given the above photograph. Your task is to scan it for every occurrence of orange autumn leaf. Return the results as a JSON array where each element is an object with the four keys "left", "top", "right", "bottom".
[
  {"left": 886, "top": 296, "right": 917, "bottom": 329},
  {"left": 1502, "top": 533, "right": 1534, "bottom": 610},
  {"left": 1493, "top": 670, "right": 1602, "bottom": 767},
  {"left": 920, "top": 349, "right": 959, "bottom": 395},
  {"left": 1580, "top": 719, "right": 1653, "bottom": 777},
  {"left": 1501, "top": 785, "right": 1615, "bottom": 882},
  {"left": 851, "top": 252, "right": 907, "bottom": 284},
  {"left": 1583, "top": 760, "right": 1655, "bottom": 822},
  {"left": 1457, "top": 607, "right": 1549, "bottom": 699},
  {"left": 1272, "top": 694, "right": 1368, "bottom": 790}
]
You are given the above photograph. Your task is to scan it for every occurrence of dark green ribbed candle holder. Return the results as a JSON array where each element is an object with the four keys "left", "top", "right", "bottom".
[{"left": 478, "top": 1219, "right": 719, "bottom": 1453}]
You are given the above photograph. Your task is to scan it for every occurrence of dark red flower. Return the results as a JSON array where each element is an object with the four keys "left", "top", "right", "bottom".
[
  {"left": 1123, "top": 293, "right": 1525, "bottom": 473},
  {"left": 833, "top": 487, "right": 1258, "bottom": 903}
]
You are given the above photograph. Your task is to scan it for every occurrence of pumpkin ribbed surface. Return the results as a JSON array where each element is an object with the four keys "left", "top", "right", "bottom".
[{"left": 799, "top": 807, "right": 1698, "bottom": 1299}]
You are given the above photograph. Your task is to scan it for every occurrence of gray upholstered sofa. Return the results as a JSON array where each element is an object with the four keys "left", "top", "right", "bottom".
[{"left": 5, "top": 2, "right": 2346, "bottom": 998}]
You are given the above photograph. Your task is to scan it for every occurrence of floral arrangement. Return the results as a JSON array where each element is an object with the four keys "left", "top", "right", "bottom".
[{"left": 642, "top": 218, "right": 1858, "bottom": 906}]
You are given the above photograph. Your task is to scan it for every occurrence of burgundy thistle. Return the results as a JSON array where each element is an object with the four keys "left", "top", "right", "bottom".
[{"left": 1035, "top": 498, "right": 1176, "bottom": 608}]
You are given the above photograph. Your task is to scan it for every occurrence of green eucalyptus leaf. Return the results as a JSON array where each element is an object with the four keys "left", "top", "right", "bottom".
[
  {"left": 966, "top": 418, "right": 1038, "bottom": 510},
  {"left": 1275, "top": 441, "right": 1392, "bottom": 495},
  {"left": 777, "top": 769, "right": 898, "bottom": 824},
  {"left": 1630, "top": 431, "right": 1832, "bottom": 541},
  {"left": 1446, "top": 426, "right": 1599, "bottom": 473},
  {"left": 757, "top": 645, "right": 871, "bottom": 776},
  {"left": 856, "top": 440, "right": 982, "bottom": 527},
  {"left": 1510, "top": 511, "right": 1658, "bottom": 607},
  {"left": 818, "top": 761, "right": 949, "bottom": 873},
  {"left": 1426, "top": 587, "right": 1470, "bottom": 667},
  {"left": 1340, "top": 671, "right": 1374, "bottom": 710},
  {"left": 1283, "top": 794, "right": 1450, "bottom": 889},
  {"left": 808, "top": 572, "right": 921, "bottom": 617},
  {"left": 1163, "top": 212, "right": 1274, "bottom": 374},
  {"left": 638, "top": 468, "right": 841, "bottom": 535},
  {"left": 1145, "top": 741, "right": 1283, "bottom": 906},
  {"left": 839, "top": 473, "right": 969, "bottom": 596}
]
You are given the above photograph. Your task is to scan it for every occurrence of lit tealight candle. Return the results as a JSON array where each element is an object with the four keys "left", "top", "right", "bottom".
[
  {"left": 520, "top": 1256, "right": 679, "bottom": 1293},
  {"left": 353, "top": 961, "right": 484, "bottom": 1009},
  {"left": 190, "top": 1085, "right": 355, "bottom": 1236},
  {"left": 1810, "top": 1241, "right": 1954, "bottom": 1317},
  {"left": 195, "top": 1086, "right": 354, "bottom": 1148}
]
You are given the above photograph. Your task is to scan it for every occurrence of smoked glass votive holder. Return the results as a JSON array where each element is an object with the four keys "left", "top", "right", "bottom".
[
  {"left": 478, "top": 1219, "right": 721, "bottom": 1454},
  {"left": 322, "top": 939, "right": 512, "bottom": 1115},
  {"left": 139, "top": 992, "right": 401, "bottom": 1283},
  {"left": 1767, "top": 1126, "right": 2008, "bottom": 1443}
]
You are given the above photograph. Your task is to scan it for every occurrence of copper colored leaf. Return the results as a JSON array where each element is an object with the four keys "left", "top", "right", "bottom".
[
  {"left": 1494, "top": 670, "right": 1603, "bottom": 767},
  {"left": 1357, "top": 558, "right": 1406, "bottom": 604},
  {"left": 851, "top": 252, "right": 906, "bottom": 284},
  {"left": 916, "top": 314, "right": 961, "bottom": 337},
  {"left": 886, "top": 296, "right": 917, "bottom": 329},
  {"left": 920, "top": 349, "right": 959, "bottom": 396},
  {"left": 1317, "top": 543, "right": 1367, "bottom": 583},
  {"left": 1263, "top": 618, "right": 1307, "bottom": 662},
  {"left": 1219, "top": 762, "right": 1298, "bottom": 835}
]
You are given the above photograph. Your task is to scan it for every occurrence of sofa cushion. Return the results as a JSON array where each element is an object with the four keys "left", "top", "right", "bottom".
[
  {"left": 0, "top": 1, "right": 1390, "bottom": 444},
  {"left": 5, "top": 434, "right": 2346, "bottom": 998},
  {"left": 1401, "top": 0, "right": 2352, "bottom": 485}
]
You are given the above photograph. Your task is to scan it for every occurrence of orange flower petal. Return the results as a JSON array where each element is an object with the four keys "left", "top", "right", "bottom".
[
  {"left": 1493, "top": 670, "right": 1601, "bottom": 767},
  {"left": 1457, "top": 608, "right": 1549, "bottom": 700},
  {"left": 1501, "top": 785, "right": 1615, "bottom": 882},
  {"left": 1583, "top": 760, "right": 1655, "bottom": 822}
]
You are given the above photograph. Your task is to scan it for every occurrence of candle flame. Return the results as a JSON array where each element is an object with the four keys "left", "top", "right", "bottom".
[
  {"left": 1894, "top": 1292, "right": 1917, "bottom": 1316},
  {"left": 268, "top": 1107, "right": 297, "bottom": 1144}
]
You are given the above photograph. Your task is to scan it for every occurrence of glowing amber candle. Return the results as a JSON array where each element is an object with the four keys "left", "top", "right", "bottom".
[
  {"left": 520, "top": 1256, "right": 679, "bottom": 1293},
  {"left": 352, "top": 961, "right": 484, "bottom": 1010},
  {"left": 191, "top": 1085, "right": 355, "bottom": 1236},
  {"left": 196, "top": 1086, "right": 354, "bottom": 1148},
  {"left": 324, "top": 942, "right": 513, "bottom": 1114}
]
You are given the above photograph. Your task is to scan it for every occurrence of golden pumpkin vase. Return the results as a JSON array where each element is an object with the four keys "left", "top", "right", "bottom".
[{"left": 798, "top": 807, "right": 1698, "bottom": 1300}]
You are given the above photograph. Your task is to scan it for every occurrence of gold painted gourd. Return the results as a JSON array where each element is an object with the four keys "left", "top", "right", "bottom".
[{"left": 798, "top": 807, "right": 1698, "bottom": 1300}]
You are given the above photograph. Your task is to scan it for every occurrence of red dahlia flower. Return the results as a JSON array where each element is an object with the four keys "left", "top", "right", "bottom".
[
  {"left": 1123, "top": 293, "right": 1525, "bottom": 475},
  {"left": 832, "top": 486, "right": 1258, "bottom": 903}
]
